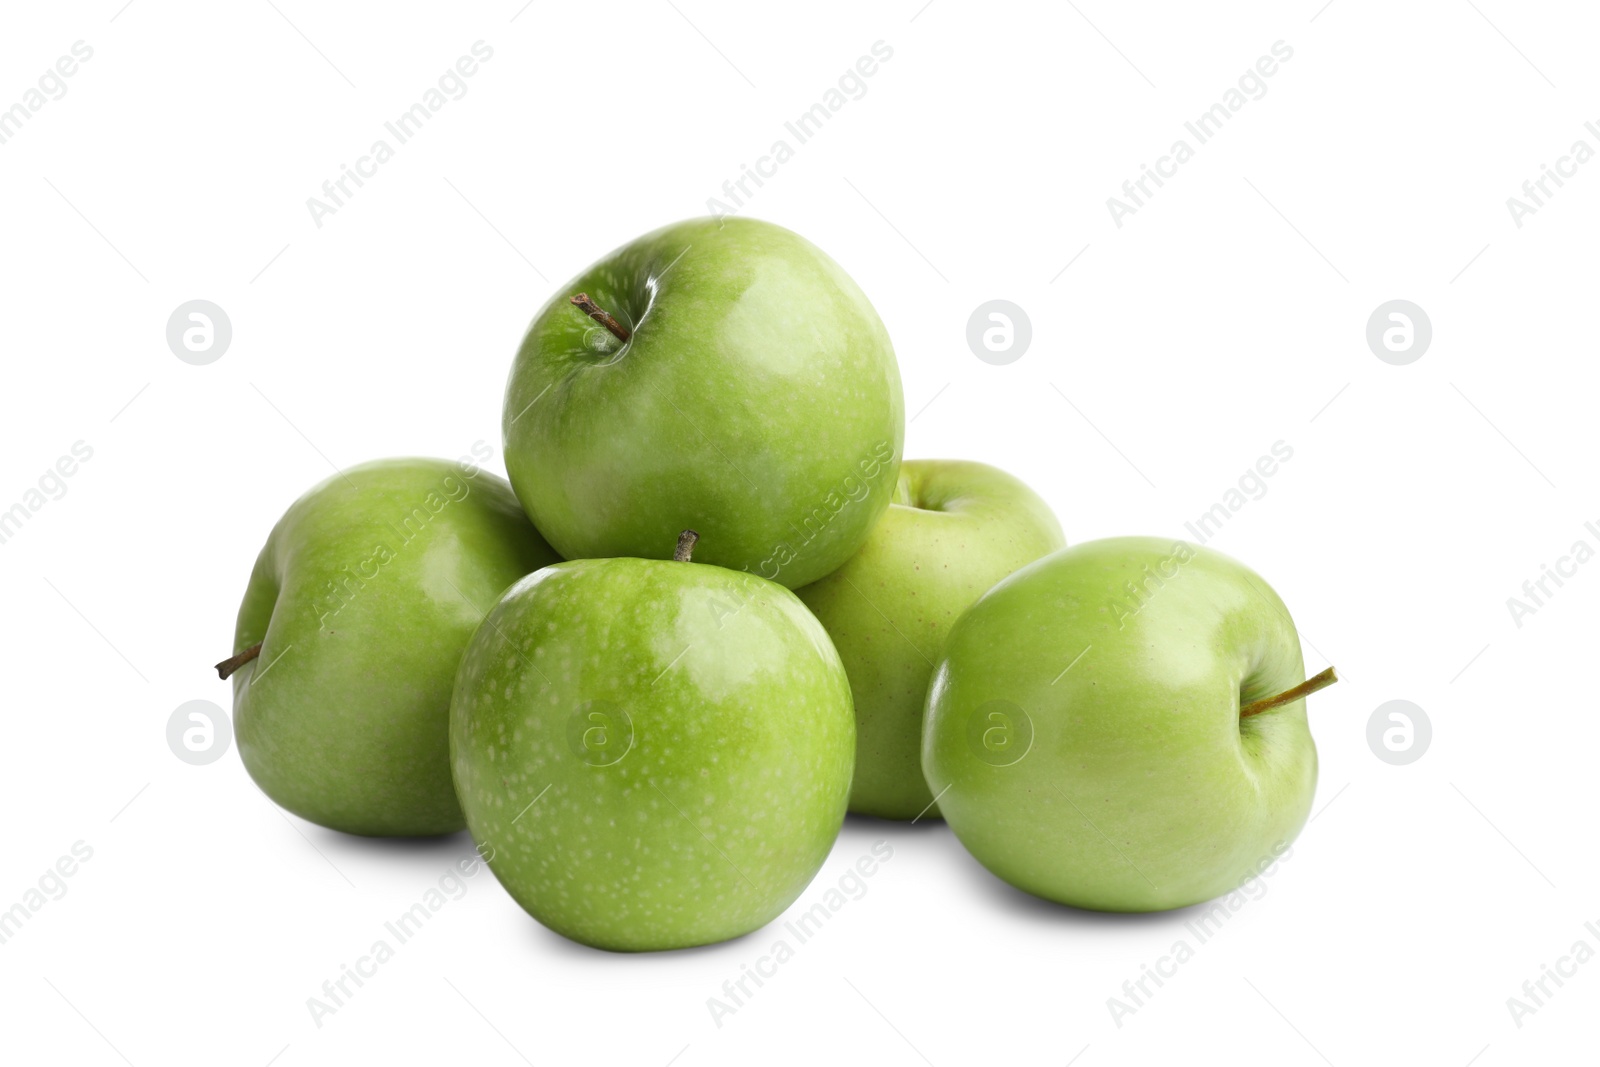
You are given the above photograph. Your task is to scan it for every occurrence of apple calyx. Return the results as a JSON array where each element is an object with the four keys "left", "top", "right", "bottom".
[
  {"left": 215, "top": 642, "right": 263, "bottom": 681},
  {"left": 570, "top": 293, "right": 630, "bottom": 342},
  {"left": 1239, "top": 666, "right": 1338, "bottom": 719},
  {"left": 674, "top": 529, "right": 700, "bottom": 563}
]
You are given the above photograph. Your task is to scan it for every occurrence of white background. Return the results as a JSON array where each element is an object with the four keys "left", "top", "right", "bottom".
[{"left": 1, "top": 1, "right": 1594, "bottom": 1063}]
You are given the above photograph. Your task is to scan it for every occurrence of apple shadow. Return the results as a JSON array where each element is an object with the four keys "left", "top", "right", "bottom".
[
  {"left": 941, "top": 837, "right": 1215, "bottom": 928},
  {"left": 842, "top": 811, "right": 949, "bottom": 834},
  {"left": 309, "top": 828, "right": 477, "bottom": 860}
]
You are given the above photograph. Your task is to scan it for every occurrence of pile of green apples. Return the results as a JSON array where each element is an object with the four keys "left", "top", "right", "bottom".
[{"left": 218, "top": 217, "right": 1335, "bottom": 951}]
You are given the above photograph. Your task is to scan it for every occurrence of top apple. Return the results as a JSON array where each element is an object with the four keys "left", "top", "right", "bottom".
[{"left": 502, "top": 217, "right": 904, "bottom": 588}]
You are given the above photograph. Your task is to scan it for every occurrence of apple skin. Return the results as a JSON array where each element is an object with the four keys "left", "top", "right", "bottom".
[
  {"left": 502, "top": 216, "right": 904, "bottom": 589},
  {"left": 449, "top": 554, "right": 855, "bottom": 951},
  {"left": 922, "top": 537, "right": 1318, "bottom": 911},
  {"left": 229, "top": 459, "right": 560, "bottom": 837},
  {"left": 796, "top": 460, "right": 1064, "bottom": 819}
]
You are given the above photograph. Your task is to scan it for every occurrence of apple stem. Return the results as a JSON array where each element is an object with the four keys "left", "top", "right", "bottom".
[
  {"left": 570, "top": 293, "right": 631, "bottom": 342},
  {"left": 1239, "top": 666, "right": 1338, "bottom": 719},
  {"left": 215, "top": 642, "right": 263, "bottom": 681},
  {"left": 674, "top": 529, "right": 699, "bottom": 563}
]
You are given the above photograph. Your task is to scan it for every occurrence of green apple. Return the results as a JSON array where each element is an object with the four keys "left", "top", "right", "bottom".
[
  {"left": 923, "top": 537, "right": 1333, "bottom": 911},
  {"left": 796, "top": 460, "right": 1064, "bottom": 820},
  {"left": 220, "top": 458, "right": 559, "bottom": 836},
  {"left": 449, "top": 531, "right": 854, "bottom": 951},
  {"left": 502, "top": 216, "right": 904, "bottom": 589}
]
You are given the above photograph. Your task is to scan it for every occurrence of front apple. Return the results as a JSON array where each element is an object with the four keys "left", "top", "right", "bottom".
[
  {"left": 923, "top": 537, "right": 1329, "bottom": 911},
  {"left": 450, "top": 533, "right": 855, "bottom": 951},
  {"left": 502, "top": 217, "right": 904, "bottom": 589}
]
